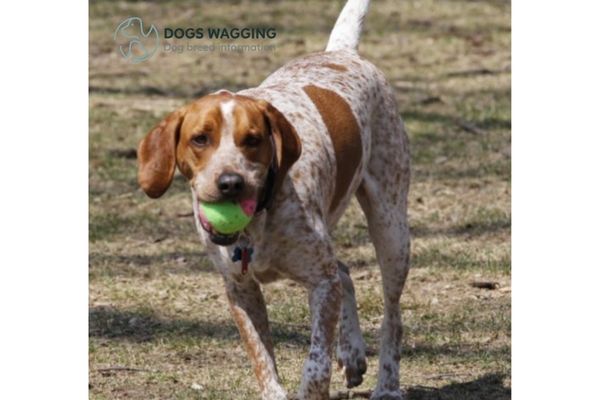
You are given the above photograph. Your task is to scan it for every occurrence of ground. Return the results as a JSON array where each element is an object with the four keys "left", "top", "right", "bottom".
[{"left": 89, "top": 0, "right": 511, "bottom": 398}]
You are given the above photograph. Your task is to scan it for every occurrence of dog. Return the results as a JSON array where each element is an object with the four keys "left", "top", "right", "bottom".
[{"left": 137, "top": 0, "right": 410, "bottom": 398}]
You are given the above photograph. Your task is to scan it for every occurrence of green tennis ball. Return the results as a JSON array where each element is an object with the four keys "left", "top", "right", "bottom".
[{"left": 200, "top": 201, "right": 253, "bottom": 234}]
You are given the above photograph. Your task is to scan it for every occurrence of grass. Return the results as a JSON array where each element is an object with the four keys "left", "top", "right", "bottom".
[{"left": 89, "top": 0, "right": 511, "bottom": 398}]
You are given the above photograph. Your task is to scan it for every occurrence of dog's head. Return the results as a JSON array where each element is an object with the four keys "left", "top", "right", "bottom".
[{"left": 137, "top": 91, "right": 302, "bottom": 244}]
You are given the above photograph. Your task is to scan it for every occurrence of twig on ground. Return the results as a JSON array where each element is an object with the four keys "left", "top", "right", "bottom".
[
  {"left": 95, "top": 366, "right": 157, "bottom": 373},
  {"left": 417, "top": 95, "right": 443, "bottom": 105},
  {"left": 446, "top": 66, "right": 510, "bottom": 77},
  {"left": 456, "top": 119, "right": 487, "bottom": 135},
  {"left": 108, "top": 148, "right": 137, "bottom": 159},
  {"left": 409, "top": 384, "right": 439, "bottom": 391},
  {"left": 422, "top": 371, "right": 476, "bottom": 380},
  {"left": 471, "top": 281, "right": 500, "bottom": 290},
  {"left": 288, "top": 390, "right": 372, "bottom": 400}
]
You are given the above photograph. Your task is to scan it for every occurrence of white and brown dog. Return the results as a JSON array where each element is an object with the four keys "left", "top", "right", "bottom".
[{"left": 137, "top": 0, "right": 410, "bottom": 398}]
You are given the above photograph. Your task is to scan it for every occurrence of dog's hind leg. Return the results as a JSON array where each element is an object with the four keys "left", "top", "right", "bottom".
[
  {"left": 336, "top": 261, "right": 368, "bottom": 388},
  {"left": 356, "top": 90, "right": 410, "bottom": 400},
  {"left": 356, "top": 177, "right": 410, "bottom": 400}
]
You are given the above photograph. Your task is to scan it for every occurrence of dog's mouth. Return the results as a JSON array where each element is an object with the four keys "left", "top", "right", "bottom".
[{"left": 197, "top": 205, "right": 240, "bottom": 246}]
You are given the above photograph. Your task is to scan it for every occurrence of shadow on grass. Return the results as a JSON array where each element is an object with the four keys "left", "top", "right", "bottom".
[
  {"left": 90, "top": 307, "right": 236, "bottom": 342},
  {"left": 405, "top": 373, "right": 510, "bottom": 400},
  {"left": 90, "top": 307, "right": 509, "bottom": 397},
  {"left": 411, "top": 246, "right": 510, "bottom": 270},
  {"left": 89, "top": 306, "right": 311, "bottom": 345},
  {"left": 89, "top": 208, "right": 194, "bottom": 244},
  {"left": 410, "top": 214, "right": 511, "bottom": 239},
  {"left": 403, "top": 110, "right": 511, "bottom": 131},
  {"left": 89, "top": 83, "right": 249, "bottom": 99},
  {"left": 412, "top": 162, "right": 510, "bottom": 182},
  {"left": 90, "top": 307, "right": 508, "bottom": 359},
  {"left": 89, "top": 251, "right": 216, "bottom": 276},
  {"left": 402, "top": 343, "right": 509, "bottom": 361}
]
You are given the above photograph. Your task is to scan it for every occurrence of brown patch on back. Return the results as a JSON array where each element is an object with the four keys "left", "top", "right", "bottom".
[
  {"left": 303, "top": 85, "right": 362, "bottom": 212},
  {"left": 322, "top": 62, "right": 348, "bottom": 72}
]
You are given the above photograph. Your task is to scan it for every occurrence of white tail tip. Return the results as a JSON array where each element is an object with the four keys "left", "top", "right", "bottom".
[{"left": 326, "top": 0, "right": 371, "bottom": 52}]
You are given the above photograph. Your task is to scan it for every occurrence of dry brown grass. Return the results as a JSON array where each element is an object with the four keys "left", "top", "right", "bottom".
[{"left": 90, "top": 0, "right": 511, "bottom": 398}]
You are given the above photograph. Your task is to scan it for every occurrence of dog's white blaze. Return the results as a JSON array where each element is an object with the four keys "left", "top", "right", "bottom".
[
  {"left": 216, "top": 99, "right": 242, "bottom": 159},
  {"left": 220, "top": 100, "right": 236, "bottom": 138},
  {"left": 192, "top": 100, "right": 238, "bottom": 194}
]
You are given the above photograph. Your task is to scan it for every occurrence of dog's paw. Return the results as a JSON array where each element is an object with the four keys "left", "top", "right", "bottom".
[{"left": 337, "top": 352, "right": 367, "bottom": 389}]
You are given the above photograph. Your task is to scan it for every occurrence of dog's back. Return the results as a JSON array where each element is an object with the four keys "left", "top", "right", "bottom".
[{"left": 239, "top": 0, "right": 406, "bottom": 226}]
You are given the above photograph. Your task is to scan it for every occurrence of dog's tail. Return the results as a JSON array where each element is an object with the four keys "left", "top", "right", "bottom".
[{"left": 325, "top": 0, "right": 371, "bottom": 52}]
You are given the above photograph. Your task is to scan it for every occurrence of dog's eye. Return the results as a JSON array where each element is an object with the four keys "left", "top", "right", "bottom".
[
  {"left": 243, "top": 135, "right": 262, "bottom": 147},
  {"left": 191, "top": 134, "right": 209, "bottom": 147}
]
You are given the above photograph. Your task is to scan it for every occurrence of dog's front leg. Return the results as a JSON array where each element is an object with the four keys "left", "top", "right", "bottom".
[
  {"left": 225, "top": 276, "right": 287, "bottom": 400},
  {"left": 297, "top": 269, "right": 342, "bottom": 400}
]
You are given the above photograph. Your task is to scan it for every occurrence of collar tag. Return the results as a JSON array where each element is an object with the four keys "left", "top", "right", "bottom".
[{"left": 231, "top": 237, "right": 253, "bottom": 275}]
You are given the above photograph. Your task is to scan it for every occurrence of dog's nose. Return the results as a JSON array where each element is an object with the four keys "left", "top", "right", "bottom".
[{"left": 217, "top": 173, "right": 245, "bottom": 197}]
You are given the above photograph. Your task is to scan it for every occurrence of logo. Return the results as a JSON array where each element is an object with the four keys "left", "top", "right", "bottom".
[{"left": 113, "top": 17, "right": 159, "bottom": 63}]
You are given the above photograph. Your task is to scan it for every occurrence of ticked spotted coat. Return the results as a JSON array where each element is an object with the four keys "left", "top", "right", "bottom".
[{"left": 137, "top": 1, "right": 410, "bottom": 399}]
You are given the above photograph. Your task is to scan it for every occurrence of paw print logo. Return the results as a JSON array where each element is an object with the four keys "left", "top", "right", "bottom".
[{"left": 113, "top": 17, "right": 159, "bottom": 63}]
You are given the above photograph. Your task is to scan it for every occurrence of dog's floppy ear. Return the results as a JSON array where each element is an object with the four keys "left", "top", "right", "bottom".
[
  {"left": 259, "top": 100, "right": 302, "bottom": 194},
  {"left": 137, "top": 108, "right": 186, "bottom": 198}
]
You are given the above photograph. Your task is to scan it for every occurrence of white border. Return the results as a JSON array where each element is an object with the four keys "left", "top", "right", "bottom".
[
  {"left": 0, "top": 1, "right": 88, "bottom": 398},
  {"left": 514, "top": 1, "right": 600, "bottom": 398},
  {"left": 1, "top": 0, "right": 600, "bottom": 398}
]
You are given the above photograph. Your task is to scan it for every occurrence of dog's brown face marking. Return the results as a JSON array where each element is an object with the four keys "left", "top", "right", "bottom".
[
  {"left": 182, "top": 94, "right": 274, "bottom": 202},
  {"left": 138, "top": 92, "right": 275, "bottom": 202},
  {"left": 232, "top": 96, "right": 274, "bottom": 167},
  {"left": 175, "top": 95, "right": 224, "bottom": 181},
  {"left": 303, "top": 84, "right": 362, "bottom": 212}
]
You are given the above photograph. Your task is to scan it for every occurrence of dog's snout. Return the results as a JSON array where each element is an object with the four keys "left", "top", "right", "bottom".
[{"left": 217, "top": 173, "right": 245, "bottom": 197}]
